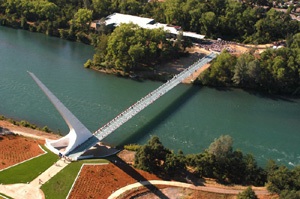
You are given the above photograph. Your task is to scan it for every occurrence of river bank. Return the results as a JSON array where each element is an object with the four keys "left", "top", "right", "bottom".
[
  {"left": 0, "top": 119, "right": 277, "bottom": 199},
  {"left": 0, "top": 119, "right": 61, "bottom": 141},
  {"left": 90, "top": 46, "right": 212, "bottom": 83}
]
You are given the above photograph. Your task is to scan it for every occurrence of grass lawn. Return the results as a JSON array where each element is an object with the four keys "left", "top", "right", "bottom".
[
  {"left": 0, "top": 193, "right": 13, "bottom": 199},
  {"left": 41, "top": 159, "right": 109, "bottom": 199},
  {"left": 0, "top": 146, "right": 58, "bottom": 184}
]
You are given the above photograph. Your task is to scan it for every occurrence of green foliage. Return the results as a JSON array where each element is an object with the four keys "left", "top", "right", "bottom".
[
  {"left": 84, "top": 59, "right": 92, "bottom": 68},
  {"left": 42, "top": 126, "right": 50, "bottom": 133},
  {"left": 134, "top": 136, "right": 171, "bottom": 173},
  {"left": 237, "top": 187, "right": 258, "bottom": 199},
  {"left": 90, "top": 23, "right": 182, "bottom": 72},
  {"left": 267, "top": 165, "right": 300, "bottom": 195},
  {"left": 0, "top": 115, "right": 5, "bottom": 120},
  {"left": 185, "top": 135, "right": 266, "bottom": 185},
  {"left": 1, "top": 0, "right": 299, "bottom": 44},
  {"left": 200, "top": 51, "right": 236, "bottom": 86},
  {"left": 41, "top": 159, "right": 108, "bottom": 199},
  {"left": 124, "top": 144, "right": 141, "bottom": 151},
  {"left": 0, "top": 146, "right": 58, "bottom": 184},
  {"left": 92, "top": 0, "right": 111, "bottom": 18},
  {"left": 0, "top": 193, "right": 13, "bottom": 199},
  {"left": 279, "top": 190, "right": 300, "bottom": 199},
  {"left": 164, "top": 150, "right": 186, "bottom": 177},
  {"left": 135, "top": 135, "right": 267, "bottom": 186},
  {"left": 72, "top": 8, "right": 93, "bottom": 31},
  {"left": 253, "top": 9, "right": 299, "bottom": 43},
  {"left": 200, "top": 41, "right": 300, "bottom": 95},
  {"left": 19, "top": 120, "right": 37, "bottom": 129},
  {"left": 208, "top": 135, "right": 233, "bottom": 162},
  {"left": 232, "top": 53, "right": 256, "bottom": 86}
]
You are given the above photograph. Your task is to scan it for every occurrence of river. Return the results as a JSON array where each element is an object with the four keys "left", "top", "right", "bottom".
[{"left": 0, "top": 26, "right": 299, "bottom": 167}]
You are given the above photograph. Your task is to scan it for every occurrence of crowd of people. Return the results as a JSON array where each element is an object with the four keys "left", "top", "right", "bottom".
[{"left": 197, "top": 39, "right": 237, "bottom": 53}]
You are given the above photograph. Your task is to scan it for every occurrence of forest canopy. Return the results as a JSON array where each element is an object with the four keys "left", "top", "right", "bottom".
[
  {"left": 0, "top": 0, "right": 299, "bottom": 44},
  {"left": 199, "top": 33, "right": 300, "bottom": 95}
]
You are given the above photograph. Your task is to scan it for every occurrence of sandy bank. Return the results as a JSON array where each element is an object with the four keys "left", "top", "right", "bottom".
[{"left": 0, "top": 120, "right": 61, "bottom": 140}]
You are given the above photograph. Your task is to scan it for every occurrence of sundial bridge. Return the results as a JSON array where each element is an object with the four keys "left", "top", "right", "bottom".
[{"left": 28, "top": 52, "right": 216, "bottom": 160}]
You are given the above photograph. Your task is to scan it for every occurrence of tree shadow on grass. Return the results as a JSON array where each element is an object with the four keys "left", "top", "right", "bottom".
[{"left": 108, "top": 156, "right": 170, "bottom": 199}]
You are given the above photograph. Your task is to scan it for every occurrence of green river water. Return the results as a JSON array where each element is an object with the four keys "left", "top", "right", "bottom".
[{"left": 0, "top": 26, "right": 299, "bottom": 167}]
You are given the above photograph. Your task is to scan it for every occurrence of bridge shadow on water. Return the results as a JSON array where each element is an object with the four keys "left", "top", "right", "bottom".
[
  {"left": 108, "top": 156, "right": 170, "bottom": 199},
  {"left": 118, "top": 85, "right": 202, "bottom": 146},
  {"left": 208, "top": 86, "right": 298, "bottom": 102}
]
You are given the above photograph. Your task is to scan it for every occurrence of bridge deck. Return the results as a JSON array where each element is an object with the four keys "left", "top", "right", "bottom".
[{"left": 69, "top": 52, "right": 217, "bottom": 159}]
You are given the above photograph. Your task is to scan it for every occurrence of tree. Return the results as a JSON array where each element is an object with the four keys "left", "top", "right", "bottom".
[
  {"left": 200, "top": 11, "right": 217, "bottom": 38},
  {"left": 163, "top": 0, "right": 184, "bottom": 26},
  {"left": 290, "top": 33, "right": 300, "bottom": 49},
  {"left": 37, "top": 1, "right": 59, "bottom": 21},
  {"left": 134, "top": 136, "right": 170, "bottom": 173},
  {"left": 208, "top": 135, "right": 233, "bottom": 162},
  {"left": 72, "top": 8, "right": 93, "bottom": 31},
  {"left": 237, "top": 187, "right": 258, "bottom": 199},
  {"left": 246, "top": 59, "right": 261, "bottom": 88},
  {"left": 164, "top": 151, "right": 186, "bottom": 176},
  {"left": 91, "top": 34, "right": 109, "bottom": 67},
  {"left": 232, "top": 53, "right": 255, "bottom": 86},
  {"left": 200, "top": 51, "right": 236, "bottom": 86},
  {"left": 119, "top": 0, "right": 142, "bottom": 15},
  {"left": 92, "top": 0, "right": 111, "bottom": 18},
  {"left": 279, "top": 190, "right": 300, "bottom": 199},
  {"left": 267, "top": 166, "right": 293, "bottom": 193},
  {"left": 253, "top": 9, "right": 297, "bottom": 43}
]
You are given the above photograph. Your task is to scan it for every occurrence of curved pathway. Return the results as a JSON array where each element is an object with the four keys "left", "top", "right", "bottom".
[{"left": 108, "top": 180, "right": 271, "bottom": 199}]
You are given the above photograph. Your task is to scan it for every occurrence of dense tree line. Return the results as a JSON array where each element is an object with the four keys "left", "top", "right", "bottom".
[
  {"left": 1, "top": 0, "right": 299, "bottom": 44},
  {"left": 134, "top": 135, "right": 300, "bottom": 198},
  {"left": 135, "top": 135, "right": 266, "bottom": 186},
  {"left": 199, "top": 33, "right": 300, "bottom": 95},
  {"left": 266, "top": 160, "right": 300, "bottom": 198}
]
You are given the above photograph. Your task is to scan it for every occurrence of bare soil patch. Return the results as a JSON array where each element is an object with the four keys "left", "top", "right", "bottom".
[
  {"left": 0, "top": 119, "right": 61, "bottom": 170},
  {"left": 0, "top": 120, "right": 61, "bottom": 140},
  {"left": 68, "top": 163, "right": 162, "bottom": 199},
  {"left": 0, "top": 134, "right": 44, "bottom": 170}
]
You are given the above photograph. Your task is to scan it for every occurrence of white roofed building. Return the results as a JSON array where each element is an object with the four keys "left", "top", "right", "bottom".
[{"left": 96, "top": 13, "right": 205, "bottom": 40}]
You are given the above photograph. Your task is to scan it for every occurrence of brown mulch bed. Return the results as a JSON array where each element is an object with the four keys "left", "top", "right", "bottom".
[
  {"left": 68, "top": 163, "right": 162, "bottom": 199},
  {"left": 0, "top": 134, "right": 45, "bottom": 170}
]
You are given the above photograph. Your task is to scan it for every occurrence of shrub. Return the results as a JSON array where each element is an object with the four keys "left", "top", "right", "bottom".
[{"left": 124, "top": 144, "right": 141, "bottom": 151}]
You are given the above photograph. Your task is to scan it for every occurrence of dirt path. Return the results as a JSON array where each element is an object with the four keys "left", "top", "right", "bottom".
[
  {"left": 0, "top": 120, "right": 61, "bottom": 140},
  {"left": 182, "top": 63, "right": 210, "bottom": 83},
  {"left": 108, "top": 180, "right": 271, "bottom": 199}
]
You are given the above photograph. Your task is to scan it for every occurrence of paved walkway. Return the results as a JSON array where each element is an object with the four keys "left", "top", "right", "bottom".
[
  {"left": 30, "top": 158, "right": 70, "bottom": 188},
  {"left": 0, "top": 158, "right": 70, "bottom": 199},
  {"left": 0, "top": 184, "right": 44, "bottom": 199},
  {"left": 108, "top": 180, "right": 270, "bottom": 199}
]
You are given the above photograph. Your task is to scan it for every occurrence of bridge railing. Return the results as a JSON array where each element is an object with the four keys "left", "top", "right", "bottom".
[{"left": 93, "top": 53, "right": 216, "bottom": 140}]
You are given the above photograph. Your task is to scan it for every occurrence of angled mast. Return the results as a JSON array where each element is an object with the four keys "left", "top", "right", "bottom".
[{"left": 28, "top": 72, "right": 94, "bottom": 155}]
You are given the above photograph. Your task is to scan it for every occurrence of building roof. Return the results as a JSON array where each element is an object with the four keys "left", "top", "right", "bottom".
[
  {"left": 105, "top": 13, "right": 155, "bottom": 28},
  {"left": 103, "top": 13, "right": 205, "bottom": 40}
]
